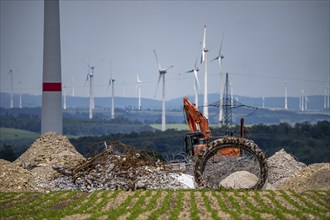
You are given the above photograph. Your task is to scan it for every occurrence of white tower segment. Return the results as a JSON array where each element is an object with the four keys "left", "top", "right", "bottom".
[
  {"left": 284, "top": 81, "right": 288, "bottom": 110},
  {"left": 137, "top": 75, "right": 142, "bottom": 110},
  {"left": 154, "top": 49, "right": 173, "bottom": 132},
  {"left": 41, "top": 0, "right": 63, "bottom": 134},
  {"left": 8, "top": 69, "right": 14, "bottom": 108},
  {"left": 211, "top": 31, "right": 225, "bottom": 124},
  {"left": 18, "top": 81, "right": 22, "bottom": 108},
  {"left": 108, "top": 61, "right": 115, "bottom": 119},
  {"left": 201, "top": 25, "right": 209, "bottom": 119}
]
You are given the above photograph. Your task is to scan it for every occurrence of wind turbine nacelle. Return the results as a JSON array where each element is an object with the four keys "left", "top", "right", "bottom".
[
  {"left": 203, "top": 49, "right": 209, "bottom": 52},
  {"left": 159, "top": 70, "right": 167, "bottom": 74}
]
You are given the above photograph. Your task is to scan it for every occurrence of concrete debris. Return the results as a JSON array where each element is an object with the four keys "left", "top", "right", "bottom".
[
  {"left": 266, "top": 148, "right": 307, "bottom": 189},
  {"left": 219, "top": 171, "right": 258, "bottom": 189},
  {"left": 1, "top": 133, "right": 329, "bottom": 192}
]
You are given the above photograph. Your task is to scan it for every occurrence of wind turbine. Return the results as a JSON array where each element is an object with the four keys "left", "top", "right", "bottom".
[
  {"left": 136, "top": 74, "right": 142, "bottom": 110},
  {"left": 18, "top": 81, "right": 22, "bottom": 108},
  {"left": 211, "top": 31, "right": 225, "bottom": 124},
  {"left": 108, "top": 61, "right": 115, "bottom": 119},
  {"left": 300, "top": 89, "right": 305, "bottom": 111},
  {"left": 7, "top": 69, "right": 14, "bottom": 108},
  {"left": 82, "top": 58, "right": 102, "bottom": 119},
  {"left": 201, "top": 25, "right": 209, "bottom": 119},
  {"left": 305, "top": 96, "right": 309, "bottom": 111},
  {"left": 185, "top": 56, "right": 200, "bottom": 108},
  {"left": 284, "top": 81, "right": 288, "bottom": 110},
  {"left": 71, "top": 76, "right": 75, "bottom": 96},
  {"left": 154, "top": 49, "right": 174, "bottom": 132},
  {"left": 63, "top": 84, "right": 67, "bottom": 110}
]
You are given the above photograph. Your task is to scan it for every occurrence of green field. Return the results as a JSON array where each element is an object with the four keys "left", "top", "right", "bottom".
[
  {"left": 0, "top": 128, "right": 40, "bottom": 140},
  {"left": 150, "top": 124, "right": 189, "bottom": 131},
  {"left": 0, "top": 190, "right": 329, "bottom": 220}
]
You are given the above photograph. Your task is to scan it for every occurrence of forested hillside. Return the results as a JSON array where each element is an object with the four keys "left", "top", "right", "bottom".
[{"left": 69, "top": 121, "right": 330, "bottom": 164}]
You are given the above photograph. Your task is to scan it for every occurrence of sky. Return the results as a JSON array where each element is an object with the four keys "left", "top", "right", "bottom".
[{"left": 1, "top": 0, "right": 329, "bottom": 101}]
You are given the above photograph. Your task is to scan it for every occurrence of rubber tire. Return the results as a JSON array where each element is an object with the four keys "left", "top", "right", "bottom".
[{"left": 194, "top": 136, "right": 268, "bottom": 190}]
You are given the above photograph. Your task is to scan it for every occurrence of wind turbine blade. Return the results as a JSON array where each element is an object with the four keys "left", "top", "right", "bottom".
[
  {"left": 154, "top": 50, "right": 162, "bottom": 71},
  {"left": 163, "top": 65, "right": 173, "bottom": 72},
  {"left": 81, "top": 59, "right": 91, "bottom": 68},
  {"left": 154, "top": 74, "right": 162, "bottom": 98},
  {"left": 185, "top": 69, "right": 194, "bottom": 73},
  {"left": 210, "top": 57, "right": 218, "bottom": 62},
  {"left": 219, "top": 31, "right": 225, "bottom": 57},
  {"left": 202, "top": 25, "right": 206, "bottom": 49}
]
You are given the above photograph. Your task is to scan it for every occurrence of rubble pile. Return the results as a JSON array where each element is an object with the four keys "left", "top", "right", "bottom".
[
  {"left": 44, "top": 143, "right": 188, "bottom": 192},
  {"left": 14, "top": 132, "right": 85, "bottom": 183},
  {"left": 280, "top": 163, "right": 330, "bottom": 192},
  {"left": 266, "top": 148, "right": 307, "bottom": 189},
  {"left": 1, "top": 133, "right": 329, "bottom": 192}
]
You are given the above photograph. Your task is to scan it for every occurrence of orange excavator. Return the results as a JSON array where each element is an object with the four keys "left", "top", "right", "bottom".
[{"left": 183, "top": 97, "right": 268, "bottom": 190}]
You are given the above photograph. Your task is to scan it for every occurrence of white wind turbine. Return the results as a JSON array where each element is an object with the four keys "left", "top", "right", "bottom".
[
  {"left": 82, "top": 58, "right": 102, "bottom": 119},
  {"left": 300, "top": 89, "right": 305, "bottom": 111},
  {"left": 185, "top": 56, "right": 200, "bottom": 108},
  {"left": 284, "top": 81, "right": 288, "bottom": 110},
  {"left": 63, "top": 84, "right": 67, "bottom": 110},
  {"left": 201, "top": 25, "right": 209, "bottom": 119},
  {"left": 136, "top": 75, "right": 142, "bottom": 110},
  {"left": 154, "top": 49, "right": 174, "bottom": 132},
  {"left": 305, "top": 96, "right": 309, "bottom": 111},
  {"left": 71, "top": 76, "right": 75, "bottom": 96},
  {"left": 7, "top": 69, "right": 14, "bottom": 108},
  {"left": 18, "top": 81, "right": 22, "bottom": 108},
  {"left": 211, "top": 31, "right": 225, "bottom": 124},
  {"left": 108, "top": 61, "right": 115, "bottom": 119}
]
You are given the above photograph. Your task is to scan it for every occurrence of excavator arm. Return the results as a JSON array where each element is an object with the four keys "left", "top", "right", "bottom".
[{"left": 183, "top": 97, "right": 211, "bottom": 138}]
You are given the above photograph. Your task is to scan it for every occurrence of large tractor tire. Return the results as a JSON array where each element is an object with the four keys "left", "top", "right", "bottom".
[{"left": 194, "top": 136, "right": 268, "bottom": 190}]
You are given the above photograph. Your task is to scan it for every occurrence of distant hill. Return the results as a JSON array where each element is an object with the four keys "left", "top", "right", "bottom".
[{"left": 1, "top": 92, "right": 328, "bottom": 112}]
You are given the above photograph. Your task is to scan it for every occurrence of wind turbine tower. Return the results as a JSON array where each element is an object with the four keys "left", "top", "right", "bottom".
[
  {"left": 8, "top": 69, "right": 14, "bottom": 108},
  {"left": 154, "top": 49, "right": 174, "bottom": 132},
  {"left": 63, "top": 85, "right": 67, "bottom": 110},
  {"left": 284, "top": 81, "right": 288, "bottom": 110},
  {"left": 108, "top": 63, "right": 115, "bottom": 119},
  {"left": 71, "top": 76, "right": 75, "bottom": 96},
  {"left": 305, "top": 96, "right": 309, "bottom": 111},
  {"left": 83, "top": 60, "right": 100, "bottom": 119},
  {"left": 18, "top": 81, "right": 22, "bottom": 108},
  {"left": 201, "top": 25, "right": 209, "bottom": 119},
  {"left": 136, "top": 75, "right": 142, "bottom": 110},
  {"left": 300, "top": 89, "right": 305, "bottom": 111},
  {"left": 41, "top": 0, "right": 62, "bottom": 134},
  {"left": 211, "top": 32, "right": 225, "bottom": 124}
]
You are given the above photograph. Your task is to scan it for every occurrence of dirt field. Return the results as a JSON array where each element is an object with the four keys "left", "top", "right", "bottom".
[{"left": 1, "top": 190, "right": 329, "bottom": 220}]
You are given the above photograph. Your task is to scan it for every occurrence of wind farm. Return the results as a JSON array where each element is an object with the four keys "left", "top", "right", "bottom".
[{"left": 0, "top": 0, "right": 329, "bottom": 133}]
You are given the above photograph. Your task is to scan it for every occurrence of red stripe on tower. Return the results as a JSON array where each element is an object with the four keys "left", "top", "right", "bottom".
[{"left": 43, "top": 82, "right": 62, "bottom": 92}]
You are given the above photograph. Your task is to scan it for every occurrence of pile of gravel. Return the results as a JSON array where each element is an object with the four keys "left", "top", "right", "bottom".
[
  {"left": 14, "top": 132, "right": 85, "bottom": 183},
  {"left": 280, "top": 163, "right": 330, "bottom": 192},
  {"left": 266, "top": 148, "right": 307, "bottom": 189}
]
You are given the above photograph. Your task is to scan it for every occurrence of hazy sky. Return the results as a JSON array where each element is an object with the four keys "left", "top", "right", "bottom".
[{"left": 1, "top": 0, "right": 329, "bottom": 100}]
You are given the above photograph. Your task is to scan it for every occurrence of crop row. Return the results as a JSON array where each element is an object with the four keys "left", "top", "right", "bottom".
[{"left": 0, "top": 190, "right": 329, "bottom": 220}]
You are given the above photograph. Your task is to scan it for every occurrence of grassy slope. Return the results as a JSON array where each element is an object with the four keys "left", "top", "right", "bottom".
[{"left": 0, "top": 127, "right": 40, "bottom": 140}]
